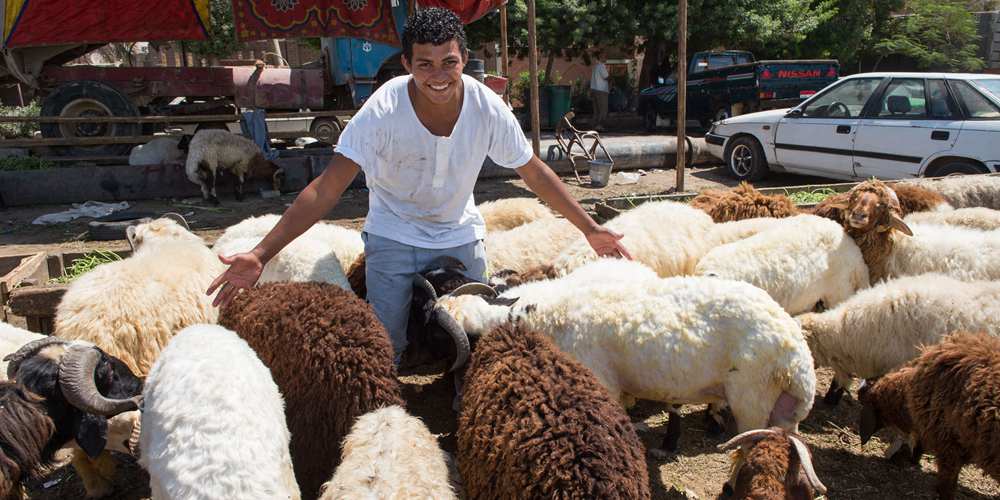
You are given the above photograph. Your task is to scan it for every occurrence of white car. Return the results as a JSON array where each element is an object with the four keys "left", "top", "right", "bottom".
[{"left": 705, "top": 72, "right": 1000, "bottom": 181}]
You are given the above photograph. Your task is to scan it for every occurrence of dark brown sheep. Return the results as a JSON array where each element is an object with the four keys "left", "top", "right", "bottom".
[
  {"left": 0, "top": 382, "right": 54, "bottom": 500},
  {"left": 718, "top": 427, "right": 826, "bottom": 500},
  {"left": 690, "top": 182, "right": 800, "bottom": 222},
  {"left": 859, "top": 332, "right": 1000, "bottom": 500},
  {"left": 457, "top": 321, "right": 650, "bottom": 500},
  {"left": 220, "top": 282, "right": 404, "bottom": 500},
  {"left": 345, "top": 253, "right": 367, "bottom": 298}
]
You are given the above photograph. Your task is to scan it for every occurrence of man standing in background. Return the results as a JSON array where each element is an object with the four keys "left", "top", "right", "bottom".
[{"left": 590, "top": 53, "right": 609, "bottom": 131}]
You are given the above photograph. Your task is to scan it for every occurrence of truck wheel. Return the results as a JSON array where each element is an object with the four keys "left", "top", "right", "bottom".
[
  {"left": 725, "top": 136, "right": 769, "bottom": 181},
  {"left": 310, "top": 118, "right": 342, "bottom": 144},
  {"left": 41, "top": 81, "right": 140, "bottom": 156}
]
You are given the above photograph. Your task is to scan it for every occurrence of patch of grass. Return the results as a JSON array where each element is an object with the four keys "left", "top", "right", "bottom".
[
  {"left": 0, "top": 156, "right": 55, "bottom": 171},
  {"left": 49, "top": 250, "right": 123, "bottom": 284},
  {"left": 0, "top": 100, "right": 40, "bottom": 139},
  {"left": 787, "top": 187, "right": 837, "bottom": 204}
]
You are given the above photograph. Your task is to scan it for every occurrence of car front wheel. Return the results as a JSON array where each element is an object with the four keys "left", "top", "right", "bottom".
[{"left": 725, "top": 136, "right": 769, "bottom": 181}]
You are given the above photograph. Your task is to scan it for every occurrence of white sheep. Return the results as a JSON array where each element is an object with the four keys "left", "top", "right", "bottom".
[
  {"left": 140, "top": 324, "right": 299, "bottom": 500},
  {"left": 55, "top": 217, "right": 222, "bottom": 376},
  {"left": 912, "top": 174, "right": 1000, "bottom": 209},
  {"left": 214, "top": 214, "right": 364, "bottom": 273},
  {"left": 904, "top": 207, "right": 1000, "bottom": 231},
  {"left": 706, "top": 216, "right": 788, "bottom": 247},
  {"left": 435, "top": 260, "right": 817, "bottom": 444},
  {"left": 695, "top": 214, "right": 870, "bottom": 315},
  {"left": 477, "top": 197, "right": 554, "bottom": 232},
  {"left": 213, "top": 235, "right": 351, "bottom": 291},
  {"left": 0, "top": 321, "right": 43, "bottom": 380},
  {"left": 318, "top": 405, "right": 455, "bottom": 499},
  {"left": 184, "top": 129, "right": 284, "bottom": 205},
  {"left": 129, "top": 137, "right": 184, "bottom": 166},
  {"left": 797, "top": 273, "right": 1000, "bottom": 405},
  {"left": 484, "top": 216, "right": 579, "bottom": 275},
  {"left": 885, "top": 222, "right": 1000, "bottom": 281}
]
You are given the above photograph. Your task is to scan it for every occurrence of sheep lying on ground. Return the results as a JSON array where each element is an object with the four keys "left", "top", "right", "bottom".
[
  {"left": 458, "top": 321, "right": 650, "bottom": 499},
  {"left": 690, "top": 182, "right": 800, "bottom": 222},
  {"left": 129, "top": 136, "right": 184, "bottom": 166},
  {"left": 184, "top": 129, "right": 285, "bottom": 205},
  {"left": 859, "top": 332, "right": 1000, "bottom": 500},
  {"left": 911, "top": 174, "right": 1000, "bottom": 209},
  {"left": 220, "top": 282, "right": 404, "bottom": 500},
  {"left": 3, "top": 337, "right": 143, "bottom": 498},
  {"left": 477, "top": 197, "right": 554, "bottom": 232},
  {"left": 718, "top": 428, "right": 826, "bottom": 499},
  {"left": 55, "top": 217, "right": 223, "bottom": 376},
  {"left": 140, "top": 324, "right": 299, "bottom": 500},
  {"left": 904, "top": 206, "right": 1000, "bottom": 231},
  {"left": 695, "top": 214, "right": 870, "bottom": 315},
  {"left": 435, "top": 260, "right": 817, "bottom": 452},
  {"left": 797, "top": 273, "right": 1000, "bottom": 405},
  {"left": 0, "top": 321, "right": 42, "bottom": 380},
  {"left": 213, "top": 214, "right": 364, "bottom": 273},
  {"left": 319, "top": 405, "right": 455, "bottom": 499}
]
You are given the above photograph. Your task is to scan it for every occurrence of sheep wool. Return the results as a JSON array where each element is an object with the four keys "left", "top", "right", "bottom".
[
  {"left": 213, "top": 235, "right": 351, "bottom": 291},
  {"left": 885, "top": 222, "right": 1000, "bottom": 281},
  {"left": 477, "top": 197, "right": 554, "bottom": 232},
  {"left": 458, "top": 322, "right": 650, "bottom": 500},
  {"left": 140, "top": 324, "right": 299, "bottom": 500},
  {"left": 904, "top": 207, "right": 1000, "bottom": 231},
  {"left": 484, "top": 216, "right": 579, "bottom": 275},
  {"left": 690, "top": 182, "right": 800, "bottom": 222},
  {"left": 128, "top": 137, "right": 184, "bottom": 166},
  {"left": 0, "top": 321, "right": 43, "bottom": 381},
  {"left": 184, "top": 129, "right": 281, "bottom": 203},
  {"left": 319, "top": 406, "right": 455, "bottom": 500},
  {"left": 891, "top": 183, "right": 953, "bottom": 214},
  {"left": 912, "top": 174, "right": 1000, "bottom": 209},
  {"left": 220, "top": 282, "right": 404, "bottom": 500},
  {"left": 214, "top": 214, "right": 364, "bottom": 273},
  {"left": 797, "top": 273, "right": 1000, "bottom": 393},
  {"left": 695, "top": 214, "right": 869, "bottom": 315},
  {"left": 55, "top": 218, "right": 222, "bottom": 376}
]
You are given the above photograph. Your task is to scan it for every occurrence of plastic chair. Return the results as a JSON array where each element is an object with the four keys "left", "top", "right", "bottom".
[{"left": 554, "top": 111, "right": 613, "bottom": 184}]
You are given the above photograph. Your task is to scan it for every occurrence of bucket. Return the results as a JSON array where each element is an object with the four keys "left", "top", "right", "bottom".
[{"left": 589, "top": 159, "right": 613, "bottom": 188}]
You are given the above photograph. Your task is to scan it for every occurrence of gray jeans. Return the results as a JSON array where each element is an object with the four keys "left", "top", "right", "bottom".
[{"left": 362, "top": 232, "right": 487, "bottom": 362}]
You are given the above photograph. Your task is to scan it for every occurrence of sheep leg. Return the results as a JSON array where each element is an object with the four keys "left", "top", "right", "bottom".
[
  {"left": 71, "top": 449, "right": 116, "bottom": 498},
  {"left": 234, "top": 172, "right": 245, "bottom": 202},
  {"left": 823, "top": 379, "right": 845, "bottom": 406},
  {"left": 934, "top": 455, "right": 962, "bottom": 500},
  {"left": 196, "top": 161, "right": 219, "bottom": 205},
  {"left": 704, "top": 402, "right": 731, "bottom": 436},
  {"left": 660, "top": 406, "right": 682, "bottom": 452}
]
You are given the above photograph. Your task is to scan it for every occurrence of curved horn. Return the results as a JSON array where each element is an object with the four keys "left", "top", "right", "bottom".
[
  {"left": 59, "top": 346, "right": 142, "bottom": 416},
  {"left": 433, "top": 306, "right": 470, "bottom": 372},
  {"left": 160, "top": 212, "right": 190, "bottom": 231},
  {"left": 4, "top": 336, "right": 66, "bottom": 380},
  {"left": 127, "top": 417, "right": 142, "bottom": 459},
  {"left": 125, "top": 225, "right": 138, "bottom": 253},
  {"left": 717, "top": 428, "right": 782, "bottom": 452},
  {"left": 788, "top": 434, "right": 827, "bottom": 495},
  {"left": 412, "top": 274, "right": 438, "bottom": 301},
  {"left": 451, "top": 283, "right": 498, "bottom": 298}
]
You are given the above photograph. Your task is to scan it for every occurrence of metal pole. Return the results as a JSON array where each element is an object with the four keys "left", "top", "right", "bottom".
[
  {"left": 527, "top": 0, "right": 541, "bottom": 155},
  {"left": 500, "top": 3, "right": 510, "bottom": 104},
  {"left": 674, "top": 0, "right": 687, "bottom": 191}
]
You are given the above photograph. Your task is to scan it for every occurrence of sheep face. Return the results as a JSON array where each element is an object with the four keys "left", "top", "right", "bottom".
[
  {"left": 719, "top": 428, "right": 826, "bottom": 500},
  {"left": 126, "top": 216, "right": 200, "bottom": 252},
  {"left": 842, "top": 181, "right": 912, "bottom": 236},
  {"left": 858, "top": 371, "right": 915, "bottom": 447}
]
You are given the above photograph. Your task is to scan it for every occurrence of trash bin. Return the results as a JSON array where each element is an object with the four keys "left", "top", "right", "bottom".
[
  {"left": 588, "top": 158, "right": 613, "bottom": 188},
  {"left": 546, "top": 85, "right": 572, "bottom": 129}
]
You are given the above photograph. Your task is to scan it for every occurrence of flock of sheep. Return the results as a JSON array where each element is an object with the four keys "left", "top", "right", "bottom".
[{"left": 1, "top": 172, "right": 1000, "bottom": 499}]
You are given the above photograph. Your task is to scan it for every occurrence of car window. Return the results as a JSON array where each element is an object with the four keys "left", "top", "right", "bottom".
[
  {"left": 801, "top": 77, "right": 882, "bottom": 118},
  {"left": 877, "top": 79, "right": 926, "bottom": 119},
  {"left": 953, "top": 81, "right": 1000, "bottom": 119},
  {"left": 707, "top": 55, "right": 735, "bottom": 70},
  {"left": 971, "top": 79, "right": 1000, "bottom": 100},
  {"left": 927, "top": 80, "right": 959, "bottom": 119}
]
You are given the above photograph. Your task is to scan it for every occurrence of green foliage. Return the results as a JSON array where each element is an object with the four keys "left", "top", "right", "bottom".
[
  {"left": 0, "top": 156, "right": 55, "bottom": 171},
  {"left": 0, "top": 101, "right": 40, "bottom": 139},
  {"left": 183, "top": 0, "right": 244, "bottom": 59},
  {"left": 50, "top": 250, "right": 123, "bottom": 284},
  {"left": 786, "top": 187, "right": 837, "bottom": 204},
  {"left": 873, "top": 0, "right": 985, "bottom": 71}
]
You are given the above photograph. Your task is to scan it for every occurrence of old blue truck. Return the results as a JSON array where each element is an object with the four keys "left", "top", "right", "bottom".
[{"left": 637, "top": 50, "right": 840, "bottom": 130}]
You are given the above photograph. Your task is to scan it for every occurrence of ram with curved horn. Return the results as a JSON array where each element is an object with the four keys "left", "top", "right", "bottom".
[{"left": 718, "top": 427, "right": 827, "bottom": 499}]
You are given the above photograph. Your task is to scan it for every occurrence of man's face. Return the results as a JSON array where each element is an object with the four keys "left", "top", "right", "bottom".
[{"left": 403, "top": 40, "right": 466, "bottom": 106}]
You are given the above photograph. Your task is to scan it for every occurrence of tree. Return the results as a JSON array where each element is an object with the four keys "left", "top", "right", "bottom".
[
  {"left": 873, "top": 0, "right": 984, "bottom": 71},
  {"left": 183, "top": 0, "right": 245, "bottom": 62},
  {"left": 797, "top": 0, "right": 905, "bottom": 72}
]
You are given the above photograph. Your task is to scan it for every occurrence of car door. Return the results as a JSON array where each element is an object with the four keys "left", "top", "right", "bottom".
[
  {"left": 774, "top": 77, "right": 884, "bottom": 178},
  {"left": 853, "top": 78, "right": 964, "bottom": 179}
]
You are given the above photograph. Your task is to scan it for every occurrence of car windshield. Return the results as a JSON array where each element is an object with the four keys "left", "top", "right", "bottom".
[{"left": 972, "top": 79, "right": 1000, "bottom": 100}]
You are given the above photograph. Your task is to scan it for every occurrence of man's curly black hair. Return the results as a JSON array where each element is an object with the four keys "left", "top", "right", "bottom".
[{"left": 401, "top": 7, "right": 467, "bottom": 61}]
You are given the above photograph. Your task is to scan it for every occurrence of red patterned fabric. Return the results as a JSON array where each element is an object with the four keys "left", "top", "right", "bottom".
[
  {"left": 421, "top": 0, "right": 506, "bottom": 24},
  {"left": 233, "top": 0, "right": 400, "bottom": 46}
]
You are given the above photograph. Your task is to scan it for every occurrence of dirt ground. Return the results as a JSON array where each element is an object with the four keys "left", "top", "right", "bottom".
[{"left": 7, "top": 164, "right": 999, "bottom": 499}]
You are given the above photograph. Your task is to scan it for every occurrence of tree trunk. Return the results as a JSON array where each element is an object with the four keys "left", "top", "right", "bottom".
[
  {"left": 543, "top": 51, "right": 555, "bottom": 86},
  {"left": 638, "top": 40, "right": 667, "bottom": 89}
]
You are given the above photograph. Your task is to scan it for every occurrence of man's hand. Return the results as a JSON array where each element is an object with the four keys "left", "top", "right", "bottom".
[
  {"left": 585, "top": 226, "right": 633, "bottom": 259},
  {"left": 206, "top": 252, "right": 265, "bottom": 308}
]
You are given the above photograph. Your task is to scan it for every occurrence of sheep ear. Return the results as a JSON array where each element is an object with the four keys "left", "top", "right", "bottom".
[
  {"left": 788, "top": 435, "right": 827, "bottom": 496},
  {"left": 889, "top": 214, "right": 913, "bottom": 236},
  {"left": 859, "top": 403, "right": 881, "bottom": 445},
  {"left": 75, "top": 414, "right": 109, "bottom": 459}
]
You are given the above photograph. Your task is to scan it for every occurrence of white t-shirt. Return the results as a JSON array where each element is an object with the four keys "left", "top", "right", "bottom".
[
  {"left": 335, "top": 74, "right": 533, "bottom": 248},
  {"left": 591, "top": 62, "right": 609, "bottom": 92}
]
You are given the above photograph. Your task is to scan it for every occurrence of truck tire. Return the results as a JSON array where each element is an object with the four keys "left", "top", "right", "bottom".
[
  {"left": 310, "top": 117, "right": 342, "bottom": 144},
  {"left": 725, "top": 136, "right": 769, "bottom": 181},
  {"left": 41, "top": 80, "right": 140, "bottom": 156}
]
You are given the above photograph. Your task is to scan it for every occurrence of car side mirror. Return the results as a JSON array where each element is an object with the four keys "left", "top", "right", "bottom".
[{"left": 786, "top": 108, "right": 803, "bottom": 118}]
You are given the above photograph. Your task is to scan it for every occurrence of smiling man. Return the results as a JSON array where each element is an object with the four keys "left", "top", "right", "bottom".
[{"left": 207, "top": 8, "right": 630, "bottom": 364}]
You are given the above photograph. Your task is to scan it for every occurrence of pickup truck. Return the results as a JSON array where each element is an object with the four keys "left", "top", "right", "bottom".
[{"left": 637, "top": 50, "right": 840, "bottom": 130}]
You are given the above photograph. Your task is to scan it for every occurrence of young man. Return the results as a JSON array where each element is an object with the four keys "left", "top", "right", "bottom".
[{"left": 207, "top": 8, "right": 630, "bottom": 363}]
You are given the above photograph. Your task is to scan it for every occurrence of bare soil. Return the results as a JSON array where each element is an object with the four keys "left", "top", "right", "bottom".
[{"left": 9, "top": 165, "right": 998, "bottom": 499}]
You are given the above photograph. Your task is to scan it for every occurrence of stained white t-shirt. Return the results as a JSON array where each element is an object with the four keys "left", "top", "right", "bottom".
[{"left": 335, "top": 74, "right": 533, "bottom": 248}]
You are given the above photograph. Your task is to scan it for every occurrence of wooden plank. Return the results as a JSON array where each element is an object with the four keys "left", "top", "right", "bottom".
[
  {"left": 8, "top": 285, "right": 67, "bottom": 318},
  {"left": 0, "top": 110, "right": 355, "bottom": 124},
  {"left": 0, "top": 252, "right": 48, "bottom": 307},
  {"left": 0, "top": 135, "right": 165, "bottom": 147}
]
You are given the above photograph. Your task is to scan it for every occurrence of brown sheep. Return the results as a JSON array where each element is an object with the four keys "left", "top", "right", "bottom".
[
  {"left": 891, "top": 183, "right": 952, "bottom": 214},
  {"left": 718, "top": 427, "right": 826, "bottom": 500},
  {"left": 220, "top": 282, "right": 404, "bottom": 500},
  {"left": 690, "top": 182, "right": 800, "bottom": 222},
  {"left": 810, "top": 179, "right": 912, "bottom": 282},
  {"left": 457, "top": 321, "right": 650, "bottom": 500},
  {"left": 859, "top": 332, "right": 1000, "bottom": 500},
  {"left": 0, "top": 383, "right": 54, "bottom": 500},
  {"left": 345, "top": 253, "right": 367, "bottom": 298}
]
